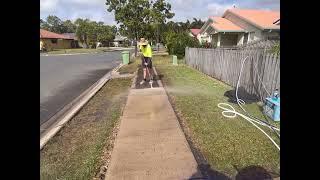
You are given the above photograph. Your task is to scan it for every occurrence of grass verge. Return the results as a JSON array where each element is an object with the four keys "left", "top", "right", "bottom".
[
  {"left": 47, "top": 48, "right": 106, "bottom": 54},
  {"left": 154, "top": 55, "right": 280, "bottom": 178},
  {"left": 118, "top": 58, "right": 140, "bottom": 74},
  {"left": 40, "top": 78, "right": 132, "bottom": 180}
]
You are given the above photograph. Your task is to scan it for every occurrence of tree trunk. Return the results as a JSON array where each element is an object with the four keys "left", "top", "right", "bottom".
[
  {"left": 134, "top": 37, "right": 138, "bottom": 57},
  {"left": 135, "top": 30, "right": 139, "bottom": 57},
  {"left": 157, "top": 23, "right": 159, "bottom": 52}
]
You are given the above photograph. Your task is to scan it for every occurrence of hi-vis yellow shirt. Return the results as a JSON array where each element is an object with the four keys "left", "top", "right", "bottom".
[{"left": 140, "top": 44, "right": 152, "bottom": 57}]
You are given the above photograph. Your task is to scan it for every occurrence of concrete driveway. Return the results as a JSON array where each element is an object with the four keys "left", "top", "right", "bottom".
[{"left": 40, "top": 51, "right": 123, "bottom": 131}]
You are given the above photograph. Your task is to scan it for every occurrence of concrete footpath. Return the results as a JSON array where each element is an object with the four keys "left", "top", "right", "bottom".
[{"left": 105, "top": 87, "right": 201, "bottom": 179}]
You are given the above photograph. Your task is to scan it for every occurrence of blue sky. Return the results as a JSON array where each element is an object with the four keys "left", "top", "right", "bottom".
[{"left": 40, "top": 0, "right": 280, "bottom": 25}]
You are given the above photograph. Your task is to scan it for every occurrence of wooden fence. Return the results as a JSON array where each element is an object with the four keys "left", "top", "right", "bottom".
[{"left": 185, "top": 47, "right": 280, "bottom": 100}]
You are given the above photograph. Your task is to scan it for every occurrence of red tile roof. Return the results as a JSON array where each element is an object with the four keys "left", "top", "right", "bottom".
[
  {"left": 40, "top": 29, "right": 73, "bottom": 39},
  {"left": 190, "top": 29, "right": 201, "bottom": 36},
  {"left": 209, "top": 17, "right": 244, "bottom": 32},
  {"left": 223, "top": 9, "right": 280, "bottom": 30}
]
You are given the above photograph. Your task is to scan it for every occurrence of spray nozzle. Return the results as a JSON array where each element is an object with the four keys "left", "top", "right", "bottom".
[{"left": 273, "top": 89, "right": 279, "bottom": 99}]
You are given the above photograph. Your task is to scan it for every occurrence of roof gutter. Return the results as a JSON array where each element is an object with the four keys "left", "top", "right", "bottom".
[
  {"left": 210, "top": 23, "right": 245, "bottom": 33},
  {"left": 273, "top": 19, "right": 280, "bottom": 24}
]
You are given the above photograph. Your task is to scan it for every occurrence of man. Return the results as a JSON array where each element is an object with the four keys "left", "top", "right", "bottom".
[{"left": 138, "top": 38, "right": 153, "bottom": 85}]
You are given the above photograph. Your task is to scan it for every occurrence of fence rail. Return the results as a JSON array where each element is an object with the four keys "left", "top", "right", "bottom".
[{"left": 185, "top": 47, "right": 280, "bottom": 101}]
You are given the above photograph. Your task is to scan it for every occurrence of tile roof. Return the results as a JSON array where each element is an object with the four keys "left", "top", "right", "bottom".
[
  {"left": 190, "top": 29, "right": 201, "bottom": 36},
  {"left": 62, "top": 33, "right": 77, "bottom": 40},
  {"left": 224, "top": 9, "right": 280, "bottom": 30},
  {"left": 40, "top": 29, "right": 73, "bottom": 39},
  {"left": 114, "top": 35, "right": 127, "bottom": 41},
  {"left": 209, "top": 17, "right": 244, "bottom": 32}
]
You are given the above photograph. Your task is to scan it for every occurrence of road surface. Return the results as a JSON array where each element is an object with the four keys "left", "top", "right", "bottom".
[{"left": 40, "top": 51, "right": 123, "bottom": 132}]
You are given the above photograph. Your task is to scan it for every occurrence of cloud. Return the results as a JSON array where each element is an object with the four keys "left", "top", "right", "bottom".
[
  {"left": 40, "top": 0, "right": 279, "bottom": 25},
  {"left": 40, "top": 0, "right": 59, "bottom": 14},
  {"left": 207, "top": 3, "right": 234, "bottom": 16},
  {"left": 68, "top": 0, "right": 103, "bottom": 5},
  {"left": 232, "top": 0, "right": 280, "bottom": 10},
  {"left": 40, "top": 0, "right": 116, "bottom": 25}
]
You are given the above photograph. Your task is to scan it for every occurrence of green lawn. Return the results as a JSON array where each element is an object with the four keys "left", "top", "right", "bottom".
[
  {"left": 40, "top": 78, "right": 132, "bottom": 180},
  {"left": 153, "top": 55, "right": 280, "bottom": 178}
]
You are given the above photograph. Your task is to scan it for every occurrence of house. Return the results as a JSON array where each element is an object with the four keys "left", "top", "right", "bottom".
[
  {"left": 40, "top": 29, "right": 74, "bottom": 51},
  {"left": 189, "top": 28, "right": 211, "bottom": 44},
  {"left": 199, "top": 8, "right": 280, "bottom": 47},
  {"left": 189, "top": 29, "right": 201, "bottom": 41},
  {"left": 62, "top": 33, "right": 80, "bottom": 48},
  {"left": 113, "top": 35, "right": 128, "bottom": 47}
]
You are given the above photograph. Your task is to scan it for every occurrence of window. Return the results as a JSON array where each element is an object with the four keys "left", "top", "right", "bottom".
[
  {"left": 243, "top": 33, "right": 249, "bottom": 44},
  {"left": 51, "top": 39, "right": 57, "bottom": 44},
  {"left": 249, "top": 32, "right": 255, "bottom": 41}
]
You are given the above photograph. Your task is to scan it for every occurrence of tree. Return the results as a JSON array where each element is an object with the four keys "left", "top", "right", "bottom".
[
  {"left": 45, "top": 15, "right": 65, "bottom": 33},
  {"left": 40, "top": 18, "right": 50, "bottom": 30},
  {"left": 105, "top": 0, "right": 174, "bottom": 56},
  {"left": 75, "top": 18, "right": 90, "bottom": 48},
  {"left": 150, "top": 0, "right": 175, "bottom": 49},
  {"left": 63, "top": 20, "right": 76, "bottom": 33},
  {"left": 190, "top": 18, "right": 205, "bottom": 29},
  {"left": 165, "top": 31, "right": 199, "bottom": 59},
  {"left": 96, "top": 24, "right": 116, "bottom": 45},
  {"left": 74, "top": 18, "right": 116, "bottom": 48}
]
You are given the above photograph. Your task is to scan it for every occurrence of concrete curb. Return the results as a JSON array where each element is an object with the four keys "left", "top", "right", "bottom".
[
  {"left": 40, "top": 48, "right": 134, "bottom": 57},
  {"left": 40, "top": 63, "right": 123, "bottom": 150},
  {"left": 152, "top": 67, "right": 163, "bottom": 87},
  {"left": 130, "top": 69, "right": 139, "bottom": 89},
  {"left": 41, "top": 52, "right": 99, "bottom": 56}
]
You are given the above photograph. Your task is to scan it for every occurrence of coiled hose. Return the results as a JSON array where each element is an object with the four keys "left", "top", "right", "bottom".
[{"left": 217, "top": 56, "right": 280, "bottom": 151}]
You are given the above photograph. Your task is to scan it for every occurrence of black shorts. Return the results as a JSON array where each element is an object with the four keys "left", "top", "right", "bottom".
[{"left": 141, "top": 57, "right": 152, "bottom": 69}]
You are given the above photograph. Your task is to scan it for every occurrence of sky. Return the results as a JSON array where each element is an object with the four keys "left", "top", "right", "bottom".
[{"left": 40, "top": 0, "right": 280, "bottom": 25}]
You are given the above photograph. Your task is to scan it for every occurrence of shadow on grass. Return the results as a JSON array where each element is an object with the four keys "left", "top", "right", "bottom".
[
  {"left": 233, "top": 165, "right": 277, "bottom": 180},
  {"left": 224, "top": 87, "right": 260, "bottom": 104},
  {"left": 188, "top": 164, "right": 231, "bottom": 180},
  {"left": 188, "top": 165, "right": 277, "bottom": 180}
]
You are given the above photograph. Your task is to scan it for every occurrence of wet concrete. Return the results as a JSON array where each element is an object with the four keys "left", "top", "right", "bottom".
[{"left": 135, "top": 66, "right": 159, "bottom": 89}]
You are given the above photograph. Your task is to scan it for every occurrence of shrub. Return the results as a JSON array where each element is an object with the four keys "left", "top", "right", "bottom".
[
  {"left": 165, "top": 31, "right": 199, "bottom": 59},
  {"left": 270, "top": 42, "right": 280, "bottom": 55}
]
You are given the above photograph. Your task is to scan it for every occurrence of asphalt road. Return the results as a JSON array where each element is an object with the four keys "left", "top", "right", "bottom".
[{"left": 40, "top": 51, "right": 123, "bottom": 129}]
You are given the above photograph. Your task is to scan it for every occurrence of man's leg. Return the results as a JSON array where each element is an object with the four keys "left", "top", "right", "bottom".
[
  {"left": 148, "top": 58, "right": 153, "bottom": 80},
  {"left": 140, "top": 56, "right": 148, "bottom": 85},
  {"left": 143, "top": 68, "right": 147, "bottom": 80}
]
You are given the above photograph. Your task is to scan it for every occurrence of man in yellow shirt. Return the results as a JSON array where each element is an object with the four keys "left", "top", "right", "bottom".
[{"left": 138, "top": 38, "right": 153, "bottom": 85}]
